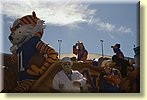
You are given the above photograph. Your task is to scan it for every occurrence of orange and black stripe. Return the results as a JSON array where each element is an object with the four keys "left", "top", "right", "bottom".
[
  {"left": 12, "top": 80, "right": 36, "bottom": 93},
  {"left": 10, "top": 11, "right": 40, "bottom": 35},
  {"left": 19, "top": 15, "right": 39, "bottom": 27},
  {"left": 36, "top": 41, "right": 58, "bottom": 72}
]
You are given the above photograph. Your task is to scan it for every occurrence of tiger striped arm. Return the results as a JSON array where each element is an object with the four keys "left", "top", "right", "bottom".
[{"left": 36, "top": 41, "right": 58, "bottom": 74}]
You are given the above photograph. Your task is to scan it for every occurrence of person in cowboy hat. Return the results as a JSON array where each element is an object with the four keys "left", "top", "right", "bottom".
[{"left": 99, "top": 60, "right": 121, "bottom": 93}]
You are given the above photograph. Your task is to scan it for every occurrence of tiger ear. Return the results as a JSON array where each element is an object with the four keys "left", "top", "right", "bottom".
[{"left": 32, "top": 11, "right": 36, "bottom": 18}]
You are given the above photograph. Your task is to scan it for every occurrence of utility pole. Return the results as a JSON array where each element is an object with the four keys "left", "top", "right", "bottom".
[
  {"left": 100, "top": 40, "right": 104, "bottom": 57},
  {"left": 58, "top": 40, "right": 62, "bottom": 59}
]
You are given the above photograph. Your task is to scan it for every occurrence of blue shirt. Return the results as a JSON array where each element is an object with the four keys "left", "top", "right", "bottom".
[{"left": 16, "top": 36, "right": 40, "bottom": 80}]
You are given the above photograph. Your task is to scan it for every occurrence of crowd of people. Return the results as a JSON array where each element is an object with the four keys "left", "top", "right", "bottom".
[{"left": 51, "top": 41, "right": 139, "bottom": 93}]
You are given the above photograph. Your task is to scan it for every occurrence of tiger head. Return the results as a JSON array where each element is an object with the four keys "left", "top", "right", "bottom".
[{"left": 8, "top": 11, "right": 44, "bottom": 46}]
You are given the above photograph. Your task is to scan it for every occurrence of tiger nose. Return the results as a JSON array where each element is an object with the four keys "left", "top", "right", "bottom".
[{"left": 8, "top": 35, "right": 13, "bottom": 41}]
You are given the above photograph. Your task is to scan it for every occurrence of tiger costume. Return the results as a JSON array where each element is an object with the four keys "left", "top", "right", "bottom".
[{"left": 8, "top": 11, "right": 58, "bottom": 93}]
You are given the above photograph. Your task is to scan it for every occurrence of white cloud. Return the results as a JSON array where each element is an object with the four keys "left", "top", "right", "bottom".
[
  {"left": 97, "top": 22, "right": 115, "bottom": 32},
  {"left": 1, "top": 0, "right": 133, "bottom": 34},
  {"left": 118, "top": 26, "right": 132, "bottom": 33},
  {"left": 90, "top": 18, "right": 132, "bottom": 34},
  {"left": 1, "top": 0, "right": 96, "bottom": 26}
]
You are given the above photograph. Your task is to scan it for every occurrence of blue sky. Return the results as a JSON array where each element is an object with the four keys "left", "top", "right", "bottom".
[{"left": 1, "top": 0, "right": 139, "bottom": 58}]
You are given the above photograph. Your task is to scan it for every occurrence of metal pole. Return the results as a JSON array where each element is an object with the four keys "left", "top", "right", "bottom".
[
  {"left": 100, "top": 40, "right": 104, "bottom": 57},
  {"left": 58, "top": 40, "right": 62, "bottom": 59}
]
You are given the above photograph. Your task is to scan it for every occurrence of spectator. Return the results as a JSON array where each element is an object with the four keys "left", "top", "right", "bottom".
[
  {"left": 111, "top": 44, "right": 124, "bottom": 59},
  {"left": 99, "top": 63, "right": 122, "bottom": 93},
  {"left": 73, "top": 41, "right": 88, "bottom": 61},
  {"left": 52, "top": 57, "right": 86, "bottom": 92},
  {"left": 111, "top": 44, "right": 128, "bottom": 78}
]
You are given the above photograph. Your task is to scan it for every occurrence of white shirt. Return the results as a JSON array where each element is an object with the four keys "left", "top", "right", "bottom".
[{"left": 52, "top": 70, "right": 86, "bottom": 92}]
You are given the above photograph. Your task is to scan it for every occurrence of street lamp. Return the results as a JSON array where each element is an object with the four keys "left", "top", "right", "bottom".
[
  {"left": 100, "top": 40, "right": 104, "bottom": 57},
  {"left": 58, "top": 40, "right": 62, "bottom": 59}
]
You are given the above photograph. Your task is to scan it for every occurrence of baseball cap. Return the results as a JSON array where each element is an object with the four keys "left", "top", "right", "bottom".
[{"left": 111, "top": 44, "right": 120, "bottom": 48}]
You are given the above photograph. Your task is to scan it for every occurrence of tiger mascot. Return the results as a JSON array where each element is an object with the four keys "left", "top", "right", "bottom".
[{"left": 8, "top": 11, "right": 58, "bottom": 93}]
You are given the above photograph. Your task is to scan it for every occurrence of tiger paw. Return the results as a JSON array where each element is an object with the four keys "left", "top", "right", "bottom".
[{"left": 27, "top": 65, "right": 43, "bottom": 76}]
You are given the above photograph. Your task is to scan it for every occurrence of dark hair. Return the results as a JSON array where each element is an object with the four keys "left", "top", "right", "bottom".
[{"left": 78, "top": 42, "right": 86, "bottom": 50}]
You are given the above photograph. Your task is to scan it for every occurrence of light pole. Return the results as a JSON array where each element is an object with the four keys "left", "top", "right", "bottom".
[
  {"left": 100, "top": 40, "right": 104, "bottom": 57},
  {"left": 58, "top": 40, "right": 62, "bottom": 59}
]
